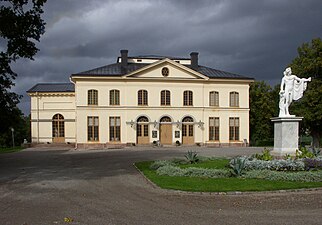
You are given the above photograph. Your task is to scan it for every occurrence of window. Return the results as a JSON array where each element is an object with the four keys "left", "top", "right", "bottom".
[
  {"left": 161, "top": 67, "right": 169, "bottom": 77},
  {"left": 137, "top": 116, "right": 149, "bottom": 137},
  {"left": 229, "top": 117, "right": 239, "bottom": 141},
  {"left": 88, "top": 89, "right": 98, "bottom": 105},
  {"left": 138, "top": 90, "right": 148, "bottom": 105},
  {"left": 182, "top": 116, "right": 194, "bottom": 137},
  {"left": 209, "top": 91, "right": 219, "bottom": 106},
  {"left": 110, "top": 89, "right": 120, "bottom": 105},
  {"left": 52, "top": 114, "right": 64, "bottom": 138},
  {"left": 230, "top": 91, "right": 239, "bottom": 107},
  {"left": 88, "top": 116, "right": 99, "bottom": 141},
  {"left": 161, "top": 90, "right": 170, "bottom": 106},
  {"left": 110, "top": 116, "right": 121, "bottom": 142},
  {"left": 209, "top": 117, "right": 219, "bottom": 141},
  {"left": 183, "top": 90, "right": 193, "bottom": 106}
]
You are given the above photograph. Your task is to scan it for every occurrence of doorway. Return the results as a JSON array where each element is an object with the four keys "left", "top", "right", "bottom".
[
  {"left": 52, "top": 114, "right": 65, "bottom": 143},
  {"left": 159, "top": 116, "right": 172, "bottom": 145},
  {"left": 182, "top": 116, "right": 194, "bottom": 145},
  {"left": 137, "top": 116, "right": 149, "bottom": 145}
]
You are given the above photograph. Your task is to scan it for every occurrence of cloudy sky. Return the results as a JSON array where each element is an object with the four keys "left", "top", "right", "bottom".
[{"left": 9, "top": 0, "right": 322, "bottom": 115}]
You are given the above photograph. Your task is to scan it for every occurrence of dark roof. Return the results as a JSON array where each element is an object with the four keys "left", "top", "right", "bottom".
[
  {"left": 73, "top": 62, "right": 252, "bottom": 80},
  {"left": 27, "top": 83, "right": 74, "bottom": 93},
  {"left": 128, "top": 55, "right": 190, "bottom": 60}
]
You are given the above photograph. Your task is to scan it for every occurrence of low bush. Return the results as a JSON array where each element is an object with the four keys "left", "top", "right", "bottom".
[
  {"left": 230, "top": 157, "right": 305, "bottom": 171},
  {"left": 156, "top": 165, "right": 231, "bottom": 178},
  {"left": 296, "top": 147, "right": 315, "bottom": 159},
  {"left": 243, "top": 170, "right": 322, "bottom": 182},
  {"left": 303, "top": 158, "right": 322, "bottom": 170},
  {"left": 253, "top": 149, "right": 273, "bottom": 161},
  {"left": 150, "top": 160, "right": 175, "bottom": 170}
]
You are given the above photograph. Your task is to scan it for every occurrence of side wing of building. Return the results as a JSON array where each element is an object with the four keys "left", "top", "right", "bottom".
[{"left": 27, "top": 83, "right": 76, "bottom": 144}]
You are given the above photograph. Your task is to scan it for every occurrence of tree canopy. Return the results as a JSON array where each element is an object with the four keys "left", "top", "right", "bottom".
[
  {"left": 249, "top": 81, "right": 277, "bottom": 146},
  {"left": 289, "top": 38, "right": 322, "bottom": 148},
  {"left": 0, "top": 0, "right": 46, "bottom": 146}
]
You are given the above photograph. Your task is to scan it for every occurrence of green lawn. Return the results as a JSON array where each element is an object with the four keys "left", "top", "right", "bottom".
[
  {"left": 135, "top": 161, "right": 322, "bottom": 192},
  {"left": 0, "top": 146, "right": 23, "bottom": 154}
]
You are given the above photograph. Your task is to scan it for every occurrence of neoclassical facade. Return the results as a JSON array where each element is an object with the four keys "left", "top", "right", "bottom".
[{"left": 28, "top": 50, "right": 253, "bottom": 148}]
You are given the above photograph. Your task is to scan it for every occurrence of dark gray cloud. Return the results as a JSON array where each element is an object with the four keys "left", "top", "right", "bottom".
[{"left": 8, "top": 0, "right": 322, "bottom": 114}]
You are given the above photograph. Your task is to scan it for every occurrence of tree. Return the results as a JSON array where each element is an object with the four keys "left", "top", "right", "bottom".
[
  {"left": 289, "top": 38, "right": 322, "bottom": 148},
  {"left": 249, "top": 81, "right": 276, "bottom": 146},
  {"left": 0, "top": 0, "right": 46, "bottom": 146}
]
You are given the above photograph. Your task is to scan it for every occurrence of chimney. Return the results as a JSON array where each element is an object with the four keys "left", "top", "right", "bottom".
[
  {"left": 190, "top": 52, "right": 199, "bottom": 70},
  {"left": 120, "top": 49, "right": 128, "bottom": 68}
]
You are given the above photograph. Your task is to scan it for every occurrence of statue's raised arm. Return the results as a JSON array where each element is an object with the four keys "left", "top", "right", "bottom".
[{"left": 278, "top": 67, "right": 311, "bottom": 117}]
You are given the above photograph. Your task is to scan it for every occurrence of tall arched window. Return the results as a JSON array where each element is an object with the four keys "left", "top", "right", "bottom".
[
  {"left": 110, "top": 89, "right": 120, "bottom": 105},
  {"left": 161, "top": 90, "right": 170, "bottom": 106},
  {"left": 88, "top": 89, "right": 98, "bottom": 105},
  {"left": 209, "top": 91, "right": 219, "bottom": 106},
  {"left": 138, "top": 90, "right": 148, "bottom": 105},
  {"left": 52, "top": 114, "right": 64, "bottom": 142},
  {"left": 183, "top": 90, "right": 193, "bottom": 106},
  {"left": 230, "top": 91, "right": 239, "bottom": 107}
]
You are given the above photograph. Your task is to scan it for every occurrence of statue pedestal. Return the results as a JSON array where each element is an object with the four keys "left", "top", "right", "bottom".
[{"left": 271, "top": 117, "right": 303, "bottom": 156}]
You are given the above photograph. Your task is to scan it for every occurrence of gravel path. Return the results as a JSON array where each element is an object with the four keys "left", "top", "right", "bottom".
[{"left": 0, "top": 146, "right": 321, "bottom": 225}]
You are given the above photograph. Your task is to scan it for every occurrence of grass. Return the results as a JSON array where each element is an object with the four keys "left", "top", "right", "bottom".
[
  {"left": 135, "top": 160, "right": 322, "bottom": 192},
  {"left": 0, "top": 146, "right": 23, "bottom": 154}
]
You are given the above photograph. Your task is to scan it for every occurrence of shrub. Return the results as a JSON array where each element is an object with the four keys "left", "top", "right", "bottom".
[
  {"left": 175, "top": 140, "right": 181, "bottom": 146},
  {"left": 303, "top": 158, "right": 322, "bottom": 170},
  {"left": 230, "top": 157, "right": 246, "bottom": 176},
  {"left": 243, "top": 170, "right": 322, "bottom": 182},
  {"left": 184, "top": 151, "right": 199, "bottom": 164},
  {"left": 296, "top": 147, "right": 315, "bottom": 159},
  {"left": 312, "top": 147, "right": 321, "bottom": 157},
  {"left": 230, "top": 157, "right": 305, "bottom": 171},
  {"left": 156, "top": 165, "right": 231, "bottom": 178},
  {"left": 150, "top": 160, "right": 175, "bottom": 170},
  {"left": 253, "top": 149, "right": 273, "bottom": 161}
]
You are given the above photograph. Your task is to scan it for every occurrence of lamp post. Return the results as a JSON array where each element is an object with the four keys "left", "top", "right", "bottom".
[{"left": 10, "top": 127, "right": 15, "bottom": 148}]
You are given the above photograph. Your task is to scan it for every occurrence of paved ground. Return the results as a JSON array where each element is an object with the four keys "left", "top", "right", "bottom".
[{"left": 0, "top": 146, "right": 322, "bottom": 225}]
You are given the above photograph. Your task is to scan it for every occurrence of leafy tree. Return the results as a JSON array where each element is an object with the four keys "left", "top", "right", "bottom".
[
  {"left": 249, "top": 81, "right": 276, "bottom": 146},
  {"left": 289, "top": 38, "right": 322, "bottom": 148},
  {"left": 0, "top": 0, "right": 46, "bottom": 146}
]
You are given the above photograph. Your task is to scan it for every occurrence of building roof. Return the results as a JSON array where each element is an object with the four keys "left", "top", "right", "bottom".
[
  {"left": 73, "top": 62, "right": 252, "bottom": 80},
  {"left": 128, "top": 55, "right": 190, "bottom": 60},
  {"left": 27, "top": 83, "right": 75, "bottom": 93}
]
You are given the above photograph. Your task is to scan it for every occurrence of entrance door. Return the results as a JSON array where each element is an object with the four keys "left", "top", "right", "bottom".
[
  {"left": 160, "top": 116, "right": 172, "bottom": 145},
  {"left": 137, "top": 116, "right": 149, "bottom": 145},
  {"left": 52, "top": 114, "right": 65, "bottom": 143},
  {"left": 182, "top": 116, "right": 194, "bottom": 145}
]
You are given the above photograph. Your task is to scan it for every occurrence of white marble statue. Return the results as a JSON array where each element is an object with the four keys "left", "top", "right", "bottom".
[{"left": 279, "top": 67, "right": 311, "bottom": 117}]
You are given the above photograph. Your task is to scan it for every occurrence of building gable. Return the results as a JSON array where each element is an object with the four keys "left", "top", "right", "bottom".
[{"left": 123, "top": 58, "right": 209, "bottom": 80}]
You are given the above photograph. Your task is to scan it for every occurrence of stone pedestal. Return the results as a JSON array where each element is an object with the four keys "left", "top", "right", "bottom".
[{"left": 271, "top": 117, "right": 303, "bottom": 156}]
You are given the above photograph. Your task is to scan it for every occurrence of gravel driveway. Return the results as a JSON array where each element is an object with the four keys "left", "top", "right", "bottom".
[{"left": 0, "top": 146, "right": 321, "bottom": 225}]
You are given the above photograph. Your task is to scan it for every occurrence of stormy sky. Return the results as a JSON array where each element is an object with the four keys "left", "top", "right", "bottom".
[{"left": 7, "top": 0, "right": 322, "bottom": 115}]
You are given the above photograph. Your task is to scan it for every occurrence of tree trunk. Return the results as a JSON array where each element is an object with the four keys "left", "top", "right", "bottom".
[{"left": 311, "top": 130, "right": 321, "bottom": 148}]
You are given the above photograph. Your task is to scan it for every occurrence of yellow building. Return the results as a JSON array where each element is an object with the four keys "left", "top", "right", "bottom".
[{"left": 28, "top": 50, "right": 253, "bottom": 148}]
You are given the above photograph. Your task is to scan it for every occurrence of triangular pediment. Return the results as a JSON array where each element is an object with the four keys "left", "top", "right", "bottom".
[{"left": 123, "top": 58, "right": 209, "bottom": 80}]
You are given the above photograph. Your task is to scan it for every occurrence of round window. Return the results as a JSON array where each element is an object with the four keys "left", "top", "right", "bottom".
[{"left": 161, "top": 67, "right": 169, "bottom": 77}]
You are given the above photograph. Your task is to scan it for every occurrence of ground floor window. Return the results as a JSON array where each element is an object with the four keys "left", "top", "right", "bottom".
[
  {"left": 209, "top": 117, "right": 219, "bottom": 141},
  {"left": 110, "top": 116, "right": 121, "bottom": 141},
  {"left": 229, "top": 117, "right": 239, "bottom": 141},
  {"left": 88, "top": 116, "right": 99, "bottom": 141}
]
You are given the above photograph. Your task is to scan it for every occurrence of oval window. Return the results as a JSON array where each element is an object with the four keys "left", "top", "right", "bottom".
[{"left": 161, "top": 67, "right": 169, "bottom": 77}]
